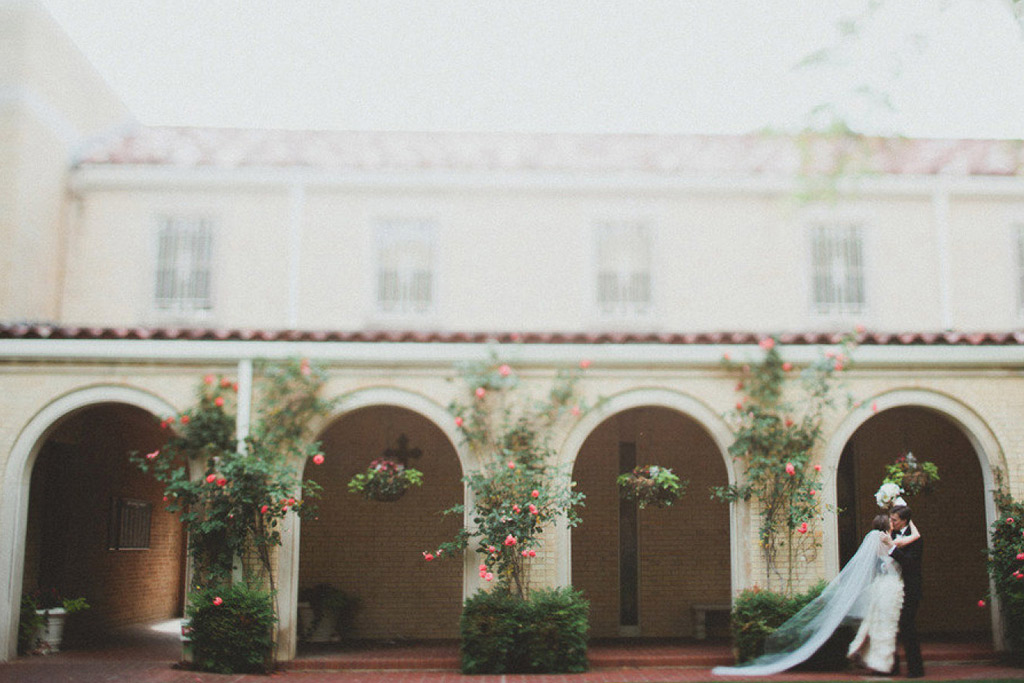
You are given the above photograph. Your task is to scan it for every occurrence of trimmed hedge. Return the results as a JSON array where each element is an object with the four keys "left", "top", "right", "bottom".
[
  {"left": 186, "top": 584, "right": 276, "bottom": 674},
  {"left": 460, "top": 586, "right": 589, "bottom": 674},
  {"left": 730, "top": 580, "right": 827, "bottom": 664}
]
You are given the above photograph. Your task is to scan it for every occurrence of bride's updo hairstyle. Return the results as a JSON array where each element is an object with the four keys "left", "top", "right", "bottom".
[{"left": 872, "top": 514, "right": 891, "bottom": 532}]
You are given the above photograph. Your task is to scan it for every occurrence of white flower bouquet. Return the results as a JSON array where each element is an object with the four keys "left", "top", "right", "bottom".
[{"left": 875, "top": 481, "right": 906, "bottom": 509}]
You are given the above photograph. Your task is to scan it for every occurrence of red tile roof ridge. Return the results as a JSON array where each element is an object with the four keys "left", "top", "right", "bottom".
[{"left": 4, "top": 324, "right": 1024, "bottom": 346}]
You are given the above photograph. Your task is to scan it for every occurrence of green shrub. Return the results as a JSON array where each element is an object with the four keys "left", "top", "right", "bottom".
[
  {"left": 186, "top": 584, "right": 276, "bottom": 674},
  {"left": 460, "top": 586, "right": 589, "bottom": 674},
  {"left": 987, "top": 486, "right": 1024, "bottom": 653},
  {"left": 17, "top": 594, "right": 43, "bottom": 655},
  {"left": 729, "top": 580, "right": 826, "bottom": 663}
]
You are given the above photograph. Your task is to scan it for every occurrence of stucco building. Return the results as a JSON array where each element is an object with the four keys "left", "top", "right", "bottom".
[{"left": 3, "top": 0, "right": 1024, "bottom": 662}]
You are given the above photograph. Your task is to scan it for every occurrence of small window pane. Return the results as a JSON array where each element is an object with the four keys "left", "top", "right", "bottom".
[
  {"left": 811, "top": 223, "right": 864, "bottom": 315},
  {"left": 155, "top": 216, "right": 214, "bottom": 314},
  {"left": 108, "top": 498, "right": 152, "bottom": 550},
  {"left": 376, "top": 220, "right": 435, "bottom": 315},
  {"left": 595, "top": 222, "right": 652, "bottom": 317}
]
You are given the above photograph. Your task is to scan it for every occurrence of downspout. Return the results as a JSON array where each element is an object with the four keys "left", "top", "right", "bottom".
[
  {"left": 287, "top": 183, "right": 306, "bottom": 329},
  {"left": 933, "top": 183, "right": 953, "bottom": 330}
]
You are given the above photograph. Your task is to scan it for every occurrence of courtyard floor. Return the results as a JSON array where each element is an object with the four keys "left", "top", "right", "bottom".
[{"left": 0, "top": 621, "right": 1020, "bottom": 682}]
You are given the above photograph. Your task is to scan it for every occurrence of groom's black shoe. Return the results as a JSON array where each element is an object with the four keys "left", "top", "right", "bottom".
[{"left": 906, "top": 671, "right": 924, "bottom": 679}]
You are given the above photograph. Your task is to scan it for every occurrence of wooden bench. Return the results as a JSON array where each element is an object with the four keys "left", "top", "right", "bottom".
[{"left": 691, "top": 603, "right": 732, "bottom": 640}]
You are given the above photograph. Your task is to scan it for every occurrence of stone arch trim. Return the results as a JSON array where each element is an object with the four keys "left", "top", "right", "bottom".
[
  {"left": 0, "top": 385, "right": 178, "bottom": 661},
  {"left": 819, "top": 388, "right": 1005, "bottom": 646},
  {"left": 552, "top": 388, "right": 748, "bottom": 597},
  {"left": 278, "top": 386, "right": 470, "bottom": 660}
]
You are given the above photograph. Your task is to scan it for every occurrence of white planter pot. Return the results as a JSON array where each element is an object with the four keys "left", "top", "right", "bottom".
[
  {"left": 33, "top": 608, "right": 67, "bottom": 654},
  {"left": 296, "top": 601, "right": 339, "bottom": 642}
]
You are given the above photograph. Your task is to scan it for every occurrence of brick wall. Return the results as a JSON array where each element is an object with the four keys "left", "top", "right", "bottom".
[
  {"left": 299, "top": 406, "right": 464, "bottom": 640},
  {"left": 22, "top": 404, "right": 186, "bottom": 644},
  {"left": 572, "top": 407, "right": 731, "bottom": 638}
]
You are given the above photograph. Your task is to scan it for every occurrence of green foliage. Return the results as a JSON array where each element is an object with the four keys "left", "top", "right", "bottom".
[
  {"left": 186, "top": 583, "right": 276, "bottom": 674},
  {"left": 17, "top": 594, "right": 44, "bottom": 655},
  {"left": 883, "top": 452, "right": 939, "bottom": 497},
  {"left": 347, "top": 460, "right": 424, "bottom": 501},
  {"left": 433, "top": 357, "right": 591, "bottom": 599},
  {"left": 712, "top": 337, "right": 854, "bottom": 592},
  {"left": 617, "top": 464, "right": 688, "bottom": 509},
  {"left": 460, "top": 586, "right": 589, "bottom": 674},
  {"left": 987, "top": 481, "right": 1024, "bottom": 652},
  {"left": 25, "top": 587, "right": 90, "bottom": 614},
  {"left": 132, "top": 358, "right": 334, "bottom": 590},
  {"left": 729, "top": 581, "right": 826, "bottom": 664}
]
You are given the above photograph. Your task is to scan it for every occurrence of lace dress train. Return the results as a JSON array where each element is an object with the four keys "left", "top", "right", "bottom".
[{"left": 847, "top": 563, "right": 904, "bottom": 672}]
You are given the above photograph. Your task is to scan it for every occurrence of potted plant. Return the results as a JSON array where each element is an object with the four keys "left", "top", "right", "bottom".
[
  {"left": 21, "top": 587, "right": 90, "bottom": 654},
  {"left": 617, "top": 464, "right": 688, "bottom": 509},
  {"left": 347, "top": 457, "right": 423, "bottom": 502},
  {"left": 297, "top": 584, "right": 359, "bottom": 642},
  {"left": 883, "top": 452, "right": 939, "bottom": 497}
]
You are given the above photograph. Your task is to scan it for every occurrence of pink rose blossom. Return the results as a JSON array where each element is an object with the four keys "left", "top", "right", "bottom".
[
  {"left": 423, "top": 552, "right": 434, "bottom": 562},
  {"left": 213, "top": 597, "right": 223, "bottom": 606},
  {"left": 522, "top": 550, "right": 529, "bottom": 557},
  {"left": 735, "top": 401, "right": 744, "bottom": 411},
  {"left": 579, "top": 359, "right": 592, "bottom": 369},
  {"left": 281, "top": 506, "right": 288, "bottom": 512},
  {"left": 759, "top": 338, "right": 775, "bottom": 351},
  {"left": 571, "top": 405, "right": 581, "bottom": 416},
  {"left": 475, "top": 387, "right": 486, "bottom": 399},
  {"left": 978, "top": 599, "right": 986, "bottom": 608},
  {"left": 504, "top": 535, "right": 517, "bottom": 546},
  {"left": 1008, "top": 518, "right": 1015, "bottom": 524},
  {"left": 206, "top": 474, "right": 216, "bottom": 483},
  {"left": 287, "top": 498, "right": 295, "bottom": 505},
  {"left": 499, "top": 364, "right": 512, "bottom": 377},
  {"left": 528, "top": 549, "right": 536, "bottom": 557},
  {"left": 220, "top": 378, "right": 232, "bottom": 388},
  {"left": 312, "top": 453, "right": 325, "bottom": 465},
  {"left": 797, "top": 522, "right": 808, "bottom": 534},
  {"left": 834, "top": 362, "right": 844, "bottom": 372},
  {"left": 782, "top": 362, "right": 793, "bottom": 372},
  {"left": 810, "top": 490, "right": 817, "bottom": 496},
  {"left": 814, "top": 464, "right": 822, "bottom": 472},
  {"left": 512, "top": 505, "right": 521, "bottom": 513},
  {"left": 163, "top": 496, "right": 168, "bottom": 502},
  {"left": 204, "top": 374, "right": 215, "bottom": 385},
  {"left": 531, "top": 489, "right": 539, "bottom": 498},
  {"left": 484, "top": 572, "right": 493, "bottom": 581},
  {"left": 1016, "top": 552, "right": 1024, "bottom": 561},
  {"left": 784, "top": 418, "right": 794, "bottom": 428},
  {"left": 261, "top": 505, "right": 269, "bottom": 514},
  {"left": 215, "top": 397, "right": 225, "bottom": 407},
  {"left": 487, "top": 545, "right": 497, "bottom": 554},
  {"left": 146, "top": 450, "right": 159, "bottom": 460},
  {"left": 507, "top": 461, "right": 516, "bottom": 469},
  {"left": 180, "top": 415, "right": 190, "bottom": 424},
  {"left": 785, "top": 462, "right": 795, "bottom": 476},
  {"left": 455, "top": 417, "right": 464, "bottom": 427},
  {"left": 871, "top": 402, "right": 878, "bottom": 413},
  {"left": 479, "top": 564, "right": 487, "bottom": 571},
  {"left": 216, "top": 478, "right": 227, "bottom": 487},
  {"left": 722, "top": 353, "right": 731, "bottom": 361}
]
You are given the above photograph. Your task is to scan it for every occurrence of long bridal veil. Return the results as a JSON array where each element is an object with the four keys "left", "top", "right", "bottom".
[{"left": 712, "top": 530, "right": 887, "bottom": 677}]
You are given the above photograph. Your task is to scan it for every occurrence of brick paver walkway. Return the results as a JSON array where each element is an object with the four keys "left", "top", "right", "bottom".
[{"left": 1, "top": 621, "right": 1020, "bottom": 682}]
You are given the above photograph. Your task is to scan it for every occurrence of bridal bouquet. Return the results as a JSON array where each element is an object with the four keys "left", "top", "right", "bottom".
[{"left": 874, "top": 482, "right": 905, "bottom": 509}]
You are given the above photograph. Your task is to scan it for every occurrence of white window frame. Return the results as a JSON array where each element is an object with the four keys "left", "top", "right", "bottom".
[
  {"left": 806, "top": 217, "right": 868, "bottom": 319},
  {"left": 372, "top": 218, "right": 437, "bottom": 321},
  {"left": 591, "top": 220, "right": 656, "bottom": 325},
  {"left": 152, "top": 214, "right": 215, "bottom": 320}
]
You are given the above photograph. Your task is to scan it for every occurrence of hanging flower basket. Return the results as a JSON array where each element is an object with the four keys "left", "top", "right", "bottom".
[
  {"left": 347, "top": 458, "right": 424, "bottom": 502},
  {"left": 617, "top": 465, "right": 688, "bottom": 510},
  {"left": 883, "top": 452, "right": 939, "bottom": 497}
]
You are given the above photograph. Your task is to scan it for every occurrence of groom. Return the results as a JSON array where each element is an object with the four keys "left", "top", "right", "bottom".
[{"left": 889, "top": 505, "right": 924, "bottom": 678}]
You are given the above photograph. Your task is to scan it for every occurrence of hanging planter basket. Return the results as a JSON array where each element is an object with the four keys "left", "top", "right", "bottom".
[
  {"left": 884, "top": 452, "right": 939, "bottom": 497},
  {"left": 617, "top": 465, "right": 688, "bottom": 510},
  {"left": 347, "top": 459, "right": 424, "bottom": 502}
]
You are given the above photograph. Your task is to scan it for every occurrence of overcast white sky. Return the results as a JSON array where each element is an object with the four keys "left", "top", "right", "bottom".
[{"left": 38, "top": 0, "right": 1024, "bottom": 139}]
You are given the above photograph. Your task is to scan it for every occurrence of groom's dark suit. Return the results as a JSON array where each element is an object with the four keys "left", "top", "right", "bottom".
[{"left": 890, "top": 526, "right": 924, "bottom": 677}]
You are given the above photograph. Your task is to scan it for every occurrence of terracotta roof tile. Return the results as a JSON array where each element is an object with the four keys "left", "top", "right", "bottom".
[
  {"left": 4, "top": 324, "right": 1024, "bottom": 346},
  {"left": 72, "top": 127, "right": 1024, "bottom": 178}
]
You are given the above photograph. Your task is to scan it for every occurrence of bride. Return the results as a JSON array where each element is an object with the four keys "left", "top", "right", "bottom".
[{"left": 713, "top": 514, "right": 919, "bottom": 677}]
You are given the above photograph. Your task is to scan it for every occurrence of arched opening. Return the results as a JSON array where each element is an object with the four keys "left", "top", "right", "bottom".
[
  {"left": 571, "top": 406, "right": 730, "bottom": 639},
  {"left": 836, "top": 405, "right": 990, "bottom": 641},
  {"left": 298, "top": 405, "right": 463, "bottom": 643},
  {"left": 22, "top": 403, "right": 187, "bottom": 650}
]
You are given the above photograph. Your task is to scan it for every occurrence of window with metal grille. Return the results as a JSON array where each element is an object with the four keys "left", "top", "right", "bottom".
[
  {"left": 595, "top": 222, "right": 652, "bottom": 317},
  {"left": 155, "top": 216, "right": 213, "bottom": 314},
  {"left": 375, "top": 219, "right": 434, "bottom": 315},
  {"left": 108, "top": 498, "right": 152, "bottom": 550},
  {"left": 810, "top": 223, "right": 865, "bottom": 315}
]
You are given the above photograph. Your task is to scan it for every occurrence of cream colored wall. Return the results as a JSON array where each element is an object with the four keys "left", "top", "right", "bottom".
[
  {"left": 0, "top": 1, "right": 129, "bottom": 324},
  {"left": 61, "top": 178, "right": 1024, "bottom": 334}
]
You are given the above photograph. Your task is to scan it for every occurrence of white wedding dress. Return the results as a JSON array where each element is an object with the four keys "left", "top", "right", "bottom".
[
  {"left": 713, "top": 530, "right": 894, "bottom": 677},
  {"left": 846, "top": 542, "right": 904, "bottom": 672}
]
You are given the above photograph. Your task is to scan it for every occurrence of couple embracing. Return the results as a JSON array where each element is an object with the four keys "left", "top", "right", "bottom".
[{"left": 714, "top": 504, "right": 924, "bottom": 678}]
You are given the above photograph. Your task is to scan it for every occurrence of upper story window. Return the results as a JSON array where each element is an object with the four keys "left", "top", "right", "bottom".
[
  {"left": 595, "top": 221, "right": 652, "bottom": 318},
  {"left": 375, "top": 219, "right": 435, "bottom": 316},
  {"left": 810, "top": 222, "right": 865, "bottom": 316},
  {"left": 154, "top": 215, "right": 213, "bottom": 316}
]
